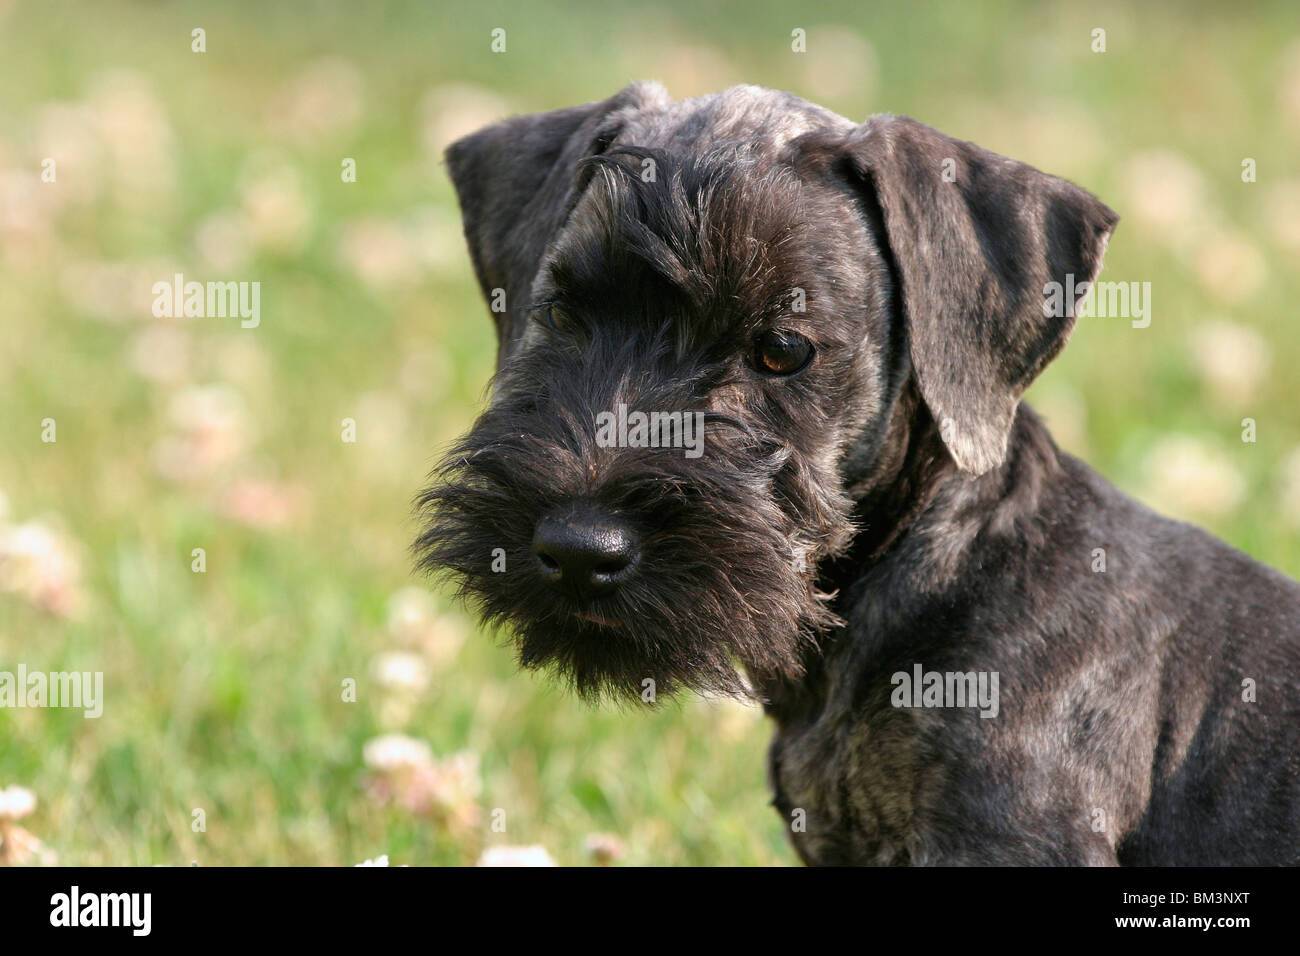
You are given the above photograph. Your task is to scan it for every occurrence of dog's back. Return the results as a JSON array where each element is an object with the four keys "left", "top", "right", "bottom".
[{"left": 1100, "top": 474, "right": 1300, "bottom": 864}]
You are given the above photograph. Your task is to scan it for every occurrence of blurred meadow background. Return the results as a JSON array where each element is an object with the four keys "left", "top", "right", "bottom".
[{"left": 1, "top": 0, "right": 1299, "bottom": 865}]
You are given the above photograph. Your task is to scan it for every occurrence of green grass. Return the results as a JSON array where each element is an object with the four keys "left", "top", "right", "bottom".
[{"left": 1, "top": 0, "right": 1298, "bottom": 865}]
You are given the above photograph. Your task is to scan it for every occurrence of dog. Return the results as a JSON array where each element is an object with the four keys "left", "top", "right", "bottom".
[{"left": 417, "top": 83, "right": 1300, "bottom": 865}]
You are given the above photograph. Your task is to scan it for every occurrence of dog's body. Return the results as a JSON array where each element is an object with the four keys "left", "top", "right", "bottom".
[
  {"left": 771, "top": 406, "right": 1300, "bottom": 865},
  {"left": 421, "top": 83, "right": 1300, "bottom": 865}
]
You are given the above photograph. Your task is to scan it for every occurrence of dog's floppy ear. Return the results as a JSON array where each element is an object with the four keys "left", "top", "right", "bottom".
[
  {"left": 445, "top": 82, "right": 669, "bottom": 366},
  {"left": 841, "top": 115, "right": 1118, "bottom": 475}
]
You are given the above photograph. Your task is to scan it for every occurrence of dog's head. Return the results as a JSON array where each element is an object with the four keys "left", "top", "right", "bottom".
[{"left": 416, "top": 83, "right": 1117, "bottom": 702}]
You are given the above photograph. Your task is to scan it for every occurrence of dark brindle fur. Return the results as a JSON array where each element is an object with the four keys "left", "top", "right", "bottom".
[{"left": 417, "top": 83, "right": 1300, "bottom": 865}]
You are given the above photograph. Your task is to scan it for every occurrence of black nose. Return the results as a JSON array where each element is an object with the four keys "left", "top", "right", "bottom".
[{"left": 532, "top": 506, "right": 639, "bottom": 599}]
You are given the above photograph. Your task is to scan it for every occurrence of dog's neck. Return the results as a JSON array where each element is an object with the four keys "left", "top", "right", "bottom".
[
  {"left": 763, "top": 389, "right": 1062, "bottom": 715},
  {"left": 836, "top": 380, "right": 1061, "bottom": 578},
  {"left": 840, "top": 382, "right": 951, "bottom": 563}
]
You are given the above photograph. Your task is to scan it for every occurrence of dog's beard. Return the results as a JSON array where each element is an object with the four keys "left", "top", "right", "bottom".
[{"left": 415, "top": 400, "right": 853, "bottom": 703}]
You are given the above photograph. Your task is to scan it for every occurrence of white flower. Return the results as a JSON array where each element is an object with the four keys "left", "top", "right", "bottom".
[
  {"left": 354, "top": 854, "right": 389, "bottom": 867},
  {"left": 0, "top": 520, "right": 84, "bottom": 616},
  {"left": 88, "top": 69, "right": 176, "bottom": 196},
  {"left": 386, "top": 587, "right": 437, "bottom": 642},
  {"left": 386, "top": 589, "right": 467, "bottom": 666},
  {"left": 1142, "top": 436, "right": 1245, "bottom": 519},
  {"left": 216, "top": 478, "right": 306, "bottom": 530},
  {"left": 1194, "top": 232, "right": 1266, "bottom": 304},
  {"left": 336, "top": 218, "right": 422, "bottom": 289},
  {"left": 406, "top": 205, "right": 466, "bottom": 276},
  {"left": 371, "top": 651, "right": 430, "bottom": 692},
  {"left": 0, "top": 169, "right": 56, "bottom": 261},
  {"left": 1189, "top": 321, "right": 1269, "bottom": 407},
  {"left": 477, "top": 845, "right": 557, "bottom": 867},
  {"left": 238, "top": 156, "right": 312, "bottom": 254},
  {"left": 362, "top": 734, "right": 432, "bottom": 773},
  {"left": 153, "top": 385, "right": 249, "bottom": 482},
  {"left": 0, "top": 785, "right": 37, "bottom": 821},
  {"left": 194, "top": 209, "right": 252, "bottom": 272},
  {"left": 430, "top": 751, "right": 482, "bottom": 803},
  {"left": 1120, "top": 151, "right": 1210, "bottom": 247},
  {"left": 273, "top": 58, "right": 365, "bottom": 144},
  {"left": 33, "top": 102, "right": 104, "bottom": 207}
]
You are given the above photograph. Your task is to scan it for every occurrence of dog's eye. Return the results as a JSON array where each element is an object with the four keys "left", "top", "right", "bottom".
[
  {"left": 753, "top": 330, "right": 814, "bottom": 376},
  {"left": 530, "top": 301, "right": 570, "bottom": 332}
]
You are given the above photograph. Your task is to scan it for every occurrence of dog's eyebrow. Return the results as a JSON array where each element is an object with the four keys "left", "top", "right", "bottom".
[{"left": 703, "top": 411, "right": 757, "bottom": 441}]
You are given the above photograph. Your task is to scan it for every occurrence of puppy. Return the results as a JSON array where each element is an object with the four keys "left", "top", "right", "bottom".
[{"left": 418, "top": 83, "right": 1300, "bottom": 865}]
